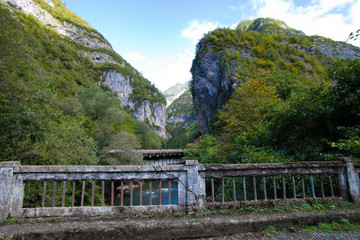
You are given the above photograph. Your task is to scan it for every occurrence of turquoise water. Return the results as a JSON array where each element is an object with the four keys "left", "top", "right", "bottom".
[{"left": 114, "top": 179, "right": 178, "bottom": 206}]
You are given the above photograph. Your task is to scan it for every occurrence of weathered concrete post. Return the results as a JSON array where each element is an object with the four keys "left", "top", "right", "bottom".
[
  {"left": 0, "top": 161, "right": 20, "bottom": 222},
  {"left": 185, "top": 160, "right": 206, "bottom": 213},
  {"left": 339, "top": 157, "right": 360, "bottom": 204}
]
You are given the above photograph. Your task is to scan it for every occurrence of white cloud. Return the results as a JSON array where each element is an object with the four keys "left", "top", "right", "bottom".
[
  {"left": 123, "top": 51, "right": 145, "bottom": 62},
  {"left": 181, "top": 20, "right": 219, "bottom": 45},
  {"left": 251, "top": 0, "right": 360, "bottom": 46},
  {"left": 142, "top": 50, "right": 194, "bottom": 92}
]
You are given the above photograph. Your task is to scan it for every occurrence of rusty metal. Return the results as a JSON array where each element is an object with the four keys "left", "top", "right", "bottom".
[
  {"left": 140, "top": 181, "right": 143, "bottom": 206},
  {"left": 71, "top": 181, "right": 75, "bottom": 207},
  {"left": 121, "top": 181, "right": 124, "bottom": 207},
  {"left": 320, "top": 174, "right": 325, "bottom": 198},
  {"left": 91, "top": 180, "right": 95, "bottom": 207},
  {"left": 101, "top": 180, "right": 105, "bottom": 207},
  {"left": 292, "top": 175, "right": 296, "bottom": 199},
  {"left": 301, "top": 175, "right": 305, "bottom": 198},
  {"left": 42, "top": 180, "right": 47, "bottom": 208},
  {"left": 273, "top": 176, "right": 277, "bottom": 200},
  {"left": 130, "top": 180, "right": 133, "bottom": 207},
  {"left": 111, "top": 181, "right": 114, "bottom": 206},
  {"left": 168, "top": 180, "right": 171, "bottom": 205},
  {"left": 62, "top": 181, "right": 66, "bottom": 207},
  {"left": 329, "top": 175, "right": 334, "bottom": 197},
  {"left": 282, "top": 175, "right": 286, "bottom": 199},
  {"left": 80, "top": 180, "right": 85, "bottom": 207},
  {"left": 263, "top": 176, "right": 267, "bottom": 200},
  {"left": 211, "top": 178, "right": 215, "bottom": 203},
  {"left": 52, "top": 180, "right": 57, "bottom": 207},
  {"left": 243, "top": 176, "right": 247, "bottom": 201},
  {"left": 232, "top": 177, "right": 236, "bottom": 202},
  {"left": 253, "top": 176, "right": 257, "bottom": 201},
  {"left": 221, "top": 178, "right": 225, "bottom": 203},
  {"left": 149, "top": 180, "right": 152, "bottom": 205},
  {"left": 159, "top": 180, "right": 162, "bottom": 205}
]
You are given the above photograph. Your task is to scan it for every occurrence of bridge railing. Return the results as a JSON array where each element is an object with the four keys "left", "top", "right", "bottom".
[
  {"left": 1, "top": 158, "right": 359, "bottom": 221},
  {"left": 0, "top": 161, "right": 204, "bottom": 220}
]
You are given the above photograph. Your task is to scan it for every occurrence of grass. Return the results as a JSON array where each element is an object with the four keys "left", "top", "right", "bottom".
[{"left": 303, "top": 219, "right": 360, "bottom": 233}]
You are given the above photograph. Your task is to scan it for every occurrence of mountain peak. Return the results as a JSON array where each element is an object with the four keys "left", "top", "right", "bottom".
[{"left": 237, "top": 18, "right": 305, "bottom": 36}]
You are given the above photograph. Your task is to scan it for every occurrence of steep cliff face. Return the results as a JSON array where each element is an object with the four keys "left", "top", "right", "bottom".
[
  {"left": 165, "top": 89, "right": 199, "bottom": 148},
  {"left": 191, "top": 18, "right": 360, "bottom": 135},
  {"left": 167, "top": 90, "right": 197, "bottom": 128},
  {"left": 3, "top": 0, "right": 167, "bottom": 138},
  {"left": 163, "top": 81, "right": 189, "bottom": 106}
]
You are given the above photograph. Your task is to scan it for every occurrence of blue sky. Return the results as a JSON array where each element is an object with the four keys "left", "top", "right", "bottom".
[{"left": 65, "top": 0, "right": 360, "bottom": 91}]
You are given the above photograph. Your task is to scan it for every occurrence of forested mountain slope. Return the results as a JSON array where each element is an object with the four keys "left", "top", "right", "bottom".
[
  {"left": 191, "top": 18, "right": 360, "bottom": 135},
  {"left": 186, "top": 18, "right": 360, "bottom": 163},
  {"left": 0, "top": 0, "right": 166, "bottom": 165}
]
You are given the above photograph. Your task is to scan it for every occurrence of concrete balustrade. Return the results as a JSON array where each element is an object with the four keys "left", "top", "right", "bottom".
[{"left": 1, "top": 158, "right": 359, "bottom": 221}]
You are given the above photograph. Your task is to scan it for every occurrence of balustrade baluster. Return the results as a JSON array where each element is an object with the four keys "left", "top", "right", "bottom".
[
  {"left": 140, "top": 181, "right": 143, "bottom": 206},
  {"left": 158, "top": 180, "right": 161, "bottom": 205},
  {"left": 282, "top": 175, "right": 286, "bottom": 199},
  {"left": 62, "top": 181, "right": 66, "bottom": 207},
  {"left": 71, "top": 181, "right": 75, "bottom": 207},
  {"left": 301, "top": 175, "right": 306, "bottom": 199},
  {"left": 263, "top": 176, "right": 267, "bottom": 200},
  {"left": 221, "top": 178, "right": 225, "bottom": 203},
  {"left": 233, "top": 177, "right": 236, "bottom": 202},
  {"left": 111, "top": 181, "right": 114, "bottom": 207},
  {"left": 328, "top": 175, "right": 334, "bottom": 198},
  {"left": 211, "top": 178, "right": 215, "bottom": 203},
  {"left": 243, "top": 177, "right": 247, "bottom": 201},
  {"left": 91, "top": 180, "right": 95, "bottom": 207},
  {"left": 52, "top": 180, "right": 57, "bottom": 207},
  {"left": 149, "top": 180, "right": 152, "bottom": 205},
  {"left": 273, "top": 176, "right": 277, "bottom": 200},
  {"left": 121, "top": 181, "right": 124, "bottom": 207},
  {"left": 101, "top": 180, "right": 105, "bottom": 207},
  {"left": 319, "top": 174, "right": 325, "bottom": 198},
  {"left": 292, "top": 176, "right": 296, "bottom": 199},
  {"left": 130, "top": 180, "right": 133, "bottom": 206},
  {"left": 253, "top": 176, "right": 257, "bottom": 201},
  {"left": 80, "top": 180, "right": 85, "bottom": 207},
  {"left": 168, "top": 180, "right": 171, "bottom": 205},
  {"left": 42, "top": 180, "right": 47, "bottom": 208}
]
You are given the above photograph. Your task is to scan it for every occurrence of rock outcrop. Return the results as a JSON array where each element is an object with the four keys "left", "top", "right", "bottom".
[
  {"left": 3, "top": 0, "right": 167, "bottom": 138},
  {"left": 4, "top": 0, "right": 112, "bottom": 51},
  {"left": 167, "top": 90, "right": 197, "bottom": 129},
  {"left": 191, "top": 18, "right": 360, "bottom": 135},
  {"left": 103, "top": 71, "right": 167, "bottom": 138}
]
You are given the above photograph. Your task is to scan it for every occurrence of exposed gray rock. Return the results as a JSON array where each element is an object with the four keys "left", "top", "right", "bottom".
[
  {"left": 313, "top": 38, "right": 360, "bottom": 60},
  {"left": 84, "top": 52, "right": 116, "bottom": 64},
  {"left": 103, "top": 71, "right": 167, "bottom": 138},
  {"left": 134, "top": 101, "right": 167, "bottom": 138},
  {"left": 191, "top": 44, "right": 242, "bottom": 134},
  {"left": 4, "top": 0, "right": 112, "bottom": 51},
  {"left": 191, "top": 21, "right": 360, "bottom": 135}
]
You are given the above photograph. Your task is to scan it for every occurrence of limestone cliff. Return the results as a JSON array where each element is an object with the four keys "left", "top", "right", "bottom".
[
  {"left": 3, "top": 0, "right": 167, "bottom": 138},
  {"left": 191, "top": 18, "right": 360, "bottom": 135},
  {"left": 165, "top": 89, "right": 199, "bottom": 148}
]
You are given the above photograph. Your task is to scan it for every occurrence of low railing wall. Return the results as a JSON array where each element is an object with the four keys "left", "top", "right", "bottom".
[{"left": 1, "top": 158, "right": 359, "bottom": 221}]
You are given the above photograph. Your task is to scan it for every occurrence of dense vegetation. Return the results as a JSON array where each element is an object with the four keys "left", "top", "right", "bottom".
[
  {"left": 165, "top": 90, "right": 200, "bottom": 148},
  {"left": 0, "top": 3, "right": 164, "bottom": 166},
  {"left": 187, "top": 18, "right": 360, "bottom": 163}
]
